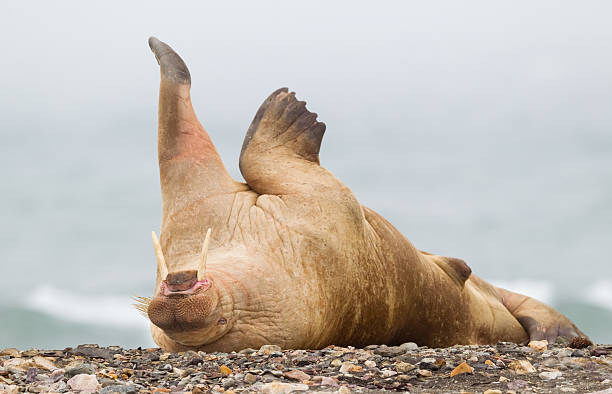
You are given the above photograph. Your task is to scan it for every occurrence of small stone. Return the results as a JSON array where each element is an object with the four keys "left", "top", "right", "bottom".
[
  {"left": 483, "top": 390, "right": 502, "bottom": 394},
  {"left": 485, "top": 359, "right": 495, "bottom": 367},
  {"left": 283, "top": 370, "right": 310, "bottom": 381},
  {"left": 26, "top": 367, "right": 38, "bottom": 383},
  {"left": 260, "top": 381, "right": 309, "bottom": 393},
  {"left": 238, "top": 348, "right": 256, "bottom": 354},
  {"left": 539, "top": 371, "right": 562, "bottom": 380},
  {"left": 32, "top": 356, "right": 56, "bottom": 371},
  {"left": 528, "top": 340, "right": 548, "bottom": 352},
  {"left": 373, "top": 345, "right": 404, "bottom": 357},
  {"left": 339, "top": 362, "right": 361, "bottom": 373},
  {"left": 67, "top": 374, "right": 101, "bottom": 393},
  {"left": 99, "top": 385, "right": 139, "bottom": 394},
  {"left": 559, "top": 388, "right": 577, "bottom": 393},
  {"left": 65, "top": 363, "right": 95, "bottom": 378},
  {"left": 499, "top": 376, "right": 509, "bottom": 382},
  {"left": 0, "top": 349, "right": 20, "bottom": 358},
  {"left": 399, "top": 342, "right": 418, "bottom": 351},
  {"left": 219, "top": 365, "right": 232, "bottom": 377},
  {"left": 50, "top": 368, "right": 64, "bottom": 382},
  {"left": 69, "top": 345, "right": 118, "bottom": 360},
  {"left": 364, "top": 360, "right": 376, "bottom": 368},
  {"left": 468, "top": 356, "right": 479, "bottom": 363},
  {"left": 244, "top": 373, "right": 257, "bottom": 384},
  {"left": 330, "top": 359, "right": 343, "bottom": 367},
  {"left": 99, "top": 378, "right": 116, "bottom": 387},
  {"left": 495, "top": 359, "right": 505, "bottom": 368},
  {"left": 417, "top": 369, "right": 432, "bottom": 377},
  {"left": 395, "top": 361, "right": 415, "bottom": 373},
  {"left": 259, "top": 344, "right": 282, "bottom": 354},
  {"left": 507, "top": 379, "right": 529, "bottom": 391},
  {"left": 320, "top": 376, "right": 339, "bottom": 386},
  {"left": 21, "top": 349, "right": 39, "bottom": 357},
  {"left": 4, "top": 385, "right": 19, "bottom": 394},
  {"left": 507, "top": 360, "right": 536, "bottom": 374},
  {"left": 450, "top": 362, "right": 474, "bottom": 377},
  {"left": 557, "top": 348, "right": 573, "bottom": 358},
  {"left": 381, "top": 369, "right": 397, "bottom": 377},
  {"left": 336, "top": 387, "right": 351, "bottom": 394}
]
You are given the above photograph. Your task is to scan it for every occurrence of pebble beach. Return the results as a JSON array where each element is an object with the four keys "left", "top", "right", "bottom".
[{"left": 1, "top": 339, "right": 611, "bottom": 394}]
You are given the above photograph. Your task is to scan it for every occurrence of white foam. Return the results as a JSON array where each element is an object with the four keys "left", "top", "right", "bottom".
[
  {"left": 491, "top": 279, "right": 555, "bottom": 305},
  {"left": 584, "top": 280, "right": 612, "bottom": 312},
  {"left": 25, "top": 284, "right": 149, "bottom": 329}
]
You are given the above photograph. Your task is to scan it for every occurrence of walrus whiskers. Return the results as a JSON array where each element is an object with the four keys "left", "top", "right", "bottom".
[
  {"left": 197, "top": 228, "right": 212, "bottom": 281},
  {"left": 132, "top": 296, "right": 152, "bottom": 317},
  {"left": 151, "top": 231, "right": 168, "bottom": 281}
]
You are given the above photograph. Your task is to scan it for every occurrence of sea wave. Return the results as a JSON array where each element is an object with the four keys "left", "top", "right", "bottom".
[
  {"left": 24, "top": 285, "right": 149, "bottom": 329},
  {"left": 584, "top": 280, "right": 612, "bottom": 313}
]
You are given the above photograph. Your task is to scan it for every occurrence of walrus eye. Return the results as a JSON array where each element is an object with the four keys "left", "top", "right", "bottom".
[{"left": 217, "top": 317, "right": 227, "bottom": 325}]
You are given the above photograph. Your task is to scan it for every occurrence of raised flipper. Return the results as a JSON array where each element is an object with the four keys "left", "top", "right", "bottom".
[
  {"left": 240, "top": 88, "right": 344, "bottom": 196},
  {"left": 149, "top": 37, "right": 245, "bottom": 209},
  {"left": 496, "top": 286, "right": 588, "bottom": 343}
]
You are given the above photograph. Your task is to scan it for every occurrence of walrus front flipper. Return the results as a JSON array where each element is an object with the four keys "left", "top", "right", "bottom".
[
  {"left": 240, "top": 89, "right": 340, "bottom": 196},
  {"left": 148, "top": 37, "right": 245, "bottom": 215}
]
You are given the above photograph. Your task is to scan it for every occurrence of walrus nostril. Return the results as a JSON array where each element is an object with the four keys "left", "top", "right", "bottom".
[{"left": 165, "top": 270, "right": 198, "bottom": 292}]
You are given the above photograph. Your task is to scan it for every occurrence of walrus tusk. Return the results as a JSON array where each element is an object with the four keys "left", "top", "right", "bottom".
[
  {"left": 198, "top": 228, "right": 212, "bottom": 281},
  {"left": 152, "top": 231, "right": 169, "bottom": 281}
]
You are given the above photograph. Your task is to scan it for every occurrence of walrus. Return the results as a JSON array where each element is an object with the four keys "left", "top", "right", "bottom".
[{"left": 136, "top": 37, "right": 587, "bottom": 352}]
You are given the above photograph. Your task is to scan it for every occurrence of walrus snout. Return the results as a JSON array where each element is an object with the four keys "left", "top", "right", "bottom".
[
  {"left": 166, "top": 270, "right": 198, "bottom": 292},
  {"left": 148, "top": 277, "right": 218, "bottom": 332},
  {"left": 160, "top": 271, "right": 212, "bottom": 296}
]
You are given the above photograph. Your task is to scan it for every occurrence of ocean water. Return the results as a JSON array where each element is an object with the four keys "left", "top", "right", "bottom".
[{"left": 1, "top": 1, "right": 611, "bottom": 349}]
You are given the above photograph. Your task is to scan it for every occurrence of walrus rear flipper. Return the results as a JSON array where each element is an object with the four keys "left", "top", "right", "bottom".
[
  {"left": 496, "top": 286, "right": 588, "bottom": 343},
  {"left": 240, "top": 89, "right": 338, "bottom": 196}
]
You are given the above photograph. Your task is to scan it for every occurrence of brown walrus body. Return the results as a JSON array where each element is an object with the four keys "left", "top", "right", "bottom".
[{"left": 141, "top": 37, "right": 586, "bottom": 352}]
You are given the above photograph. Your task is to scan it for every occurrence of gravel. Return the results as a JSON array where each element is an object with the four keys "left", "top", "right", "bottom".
[{"left": 0, "top": 341, "right": 610, "bottom": 393}]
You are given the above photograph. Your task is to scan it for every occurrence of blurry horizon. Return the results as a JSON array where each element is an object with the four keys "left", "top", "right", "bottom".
[{"left": 1, "top": 1, "right": 611, "bottom": 348}]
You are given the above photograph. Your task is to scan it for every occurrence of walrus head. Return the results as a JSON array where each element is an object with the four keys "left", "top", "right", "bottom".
[{"left": 143, "top": 229, "right": 231, "bottom": 346}]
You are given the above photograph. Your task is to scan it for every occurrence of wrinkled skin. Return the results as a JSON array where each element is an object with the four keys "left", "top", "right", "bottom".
[{"left": 144, "top": 37, "right": 587, "bottom": 352}]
